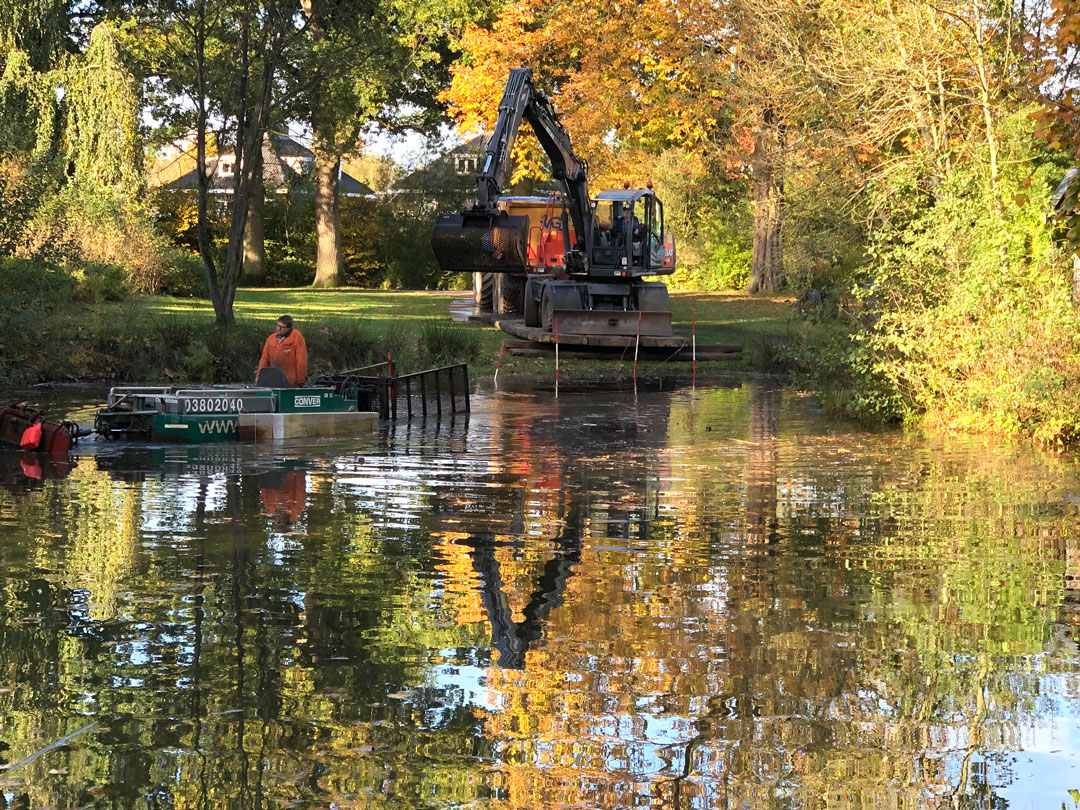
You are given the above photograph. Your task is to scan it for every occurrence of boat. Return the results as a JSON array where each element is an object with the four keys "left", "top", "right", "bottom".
[
  {"left": 92, "top": 361, "right": 471, "bottom": 443},
  {"left": 0, "top": 402, "right": 82, "bottom": 454},
  {"left": 94, "top": 383, "right": 368, "bottom": 443}
]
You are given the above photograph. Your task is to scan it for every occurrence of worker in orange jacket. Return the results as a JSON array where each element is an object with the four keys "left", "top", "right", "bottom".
[{"left": 256, "top": 315, "right": 308, "bottom": 386}]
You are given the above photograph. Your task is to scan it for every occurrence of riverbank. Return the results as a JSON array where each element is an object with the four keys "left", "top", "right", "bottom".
[{"left": 1, "top": 287, "right": 802, "bottom": 386}]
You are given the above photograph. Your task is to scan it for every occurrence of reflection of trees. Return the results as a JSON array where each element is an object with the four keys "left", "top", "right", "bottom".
[
  {"left": 745, "top": 383, "right": 780, "bottom": 545},
  {"left": 463, "top": 529, "right": 581, "bottom": 670},
  {"left": 0, "top": 388, "right": 1079, "bottom": 808}
]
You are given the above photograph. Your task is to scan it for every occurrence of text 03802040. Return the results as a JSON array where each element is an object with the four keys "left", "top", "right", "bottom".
[{"left": 182, "top": 398, "right": 243, "bottom": 414}]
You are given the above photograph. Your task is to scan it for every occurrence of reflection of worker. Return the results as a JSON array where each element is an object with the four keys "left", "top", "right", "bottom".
[
  {"left": 257, "top": 315, "right": 308, "bottom": 387},
  {"left": 261, "top": 469, "right": 307, "bottom": 526}
]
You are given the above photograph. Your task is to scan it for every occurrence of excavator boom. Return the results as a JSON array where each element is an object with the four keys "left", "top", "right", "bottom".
[{"left": 430, "top": 68, "right": 590, "bottom": 274}]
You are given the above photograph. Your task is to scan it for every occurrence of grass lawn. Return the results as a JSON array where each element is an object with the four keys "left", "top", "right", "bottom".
[{"left": 121, "top": 286, "right": 802, "bottom": 378}]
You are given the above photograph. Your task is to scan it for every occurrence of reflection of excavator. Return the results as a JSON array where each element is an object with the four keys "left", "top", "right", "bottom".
[{"left": 431, "top": 68, "right": 677, "bottom": 338}]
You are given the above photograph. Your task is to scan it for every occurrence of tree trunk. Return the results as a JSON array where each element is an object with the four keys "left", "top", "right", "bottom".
[
  {"left": 192, "top": 4, "right": 223, "bottom": 321},
  {"left": 219, "top": 25, "right": 277, "bottom": 324},
  {"left": 1072, "top": 253, "right": 1080, "bottom": 308},
  {"left": 747, "top": 112, "right": 783, "bottom": 294},
  {"left": 242, "top": 172, "right": 265, "bottom": 282},
  {"left": 300, "top": 0, "right": 343, "bottom": 290},
  {"left": 221, "top": 114, "right": 266, "bottom": 322},
  {"left": 310, "top": 141, "right": 343, "bottom": 288}
]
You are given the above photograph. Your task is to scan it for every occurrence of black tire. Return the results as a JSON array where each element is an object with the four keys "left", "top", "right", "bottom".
[
  {"left": 473, "top": 271, "right": 494, "bottom": 312},
  {"left": 540, "top": 284, "right": 553, "bottom": 332},
  {"left": 495, "top": 273, "right": 525, "bottom": 315},
  {"left": 523, "top": 278, "right": 540, "bottom": 327}
]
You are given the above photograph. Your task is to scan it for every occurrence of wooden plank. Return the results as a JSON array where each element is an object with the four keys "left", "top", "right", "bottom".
[
  {"left": 495, "top": 315, "right": 690, "bottom": 349},
  {"left": 504, "top": 345, "right": 742, "bottom": 361}
]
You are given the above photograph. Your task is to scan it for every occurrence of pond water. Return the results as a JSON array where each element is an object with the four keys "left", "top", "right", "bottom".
[{"left": 1, "top": 378, "right": 1080, "bottom": 808}]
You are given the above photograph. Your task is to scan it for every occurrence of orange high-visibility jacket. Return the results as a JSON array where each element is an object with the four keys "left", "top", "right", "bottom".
[{"left": 257, "top": 329, "right": 308, "bottom": 386}]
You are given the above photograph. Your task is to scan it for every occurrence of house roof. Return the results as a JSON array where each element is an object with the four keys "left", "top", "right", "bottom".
[
  {"left": 275, "top": 134, "right": 313, "bottom": 159},
  {"left": 161, "top": 133, "right": 373, "bottom": 196},
  {"left": 391, "top": 133, "right": 493, "bottom": 191},
  {"left": 338, "top": 172, "right": 372, "bottom": 195},
  {"left": 390, "top": 132, "right": 560, "bottom": 197}
]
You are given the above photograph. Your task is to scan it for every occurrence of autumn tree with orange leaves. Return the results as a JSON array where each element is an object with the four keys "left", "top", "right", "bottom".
[
  {"left": 445, "top": 0, "right": 1080, "bottom": 443},
  {"left": 1036, "top": 0, "right": 1080, "bottom": 266}
]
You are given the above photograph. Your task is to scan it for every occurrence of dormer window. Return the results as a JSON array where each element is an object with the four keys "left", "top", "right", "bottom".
[{"left": 220, "top": 160, "right": 234, "bottom": 176}]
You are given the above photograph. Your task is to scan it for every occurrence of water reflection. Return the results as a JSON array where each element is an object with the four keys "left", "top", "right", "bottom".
[{"left": 0, "top": 380, "right": 1079, "bottom": 807}]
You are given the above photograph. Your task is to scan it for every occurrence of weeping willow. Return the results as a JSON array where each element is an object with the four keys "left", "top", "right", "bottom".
[
  {"left": 0, "top": 0, "right": 70, "bottom": 69},
  {"left": 59, "top": 23, "right": 142, "bottom": 195}
]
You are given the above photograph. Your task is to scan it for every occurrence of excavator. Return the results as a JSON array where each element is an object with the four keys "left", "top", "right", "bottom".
[{"left": 430, "top": 68, "right": 677, "bottom": 339}]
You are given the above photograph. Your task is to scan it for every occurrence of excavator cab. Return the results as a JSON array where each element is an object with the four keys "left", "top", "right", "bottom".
[{"left": 588, "top": 190, "right": 670, "bottom": 277}]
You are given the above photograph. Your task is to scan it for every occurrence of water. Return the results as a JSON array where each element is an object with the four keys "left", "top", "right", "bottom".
[{"left": 1, "top": 379, "right": 1080, "bottom": 808}]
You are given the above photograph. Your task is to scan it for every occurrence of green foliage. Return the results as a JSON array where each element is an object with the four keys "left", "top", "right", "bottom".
[
  {"left": 0, "top": 0, "right": 70, "bottom": 70},
  {"left": 308, "top": 318, "right": 381, "bottom": 373},
  {"left": 825, "top": 111, "right": 1080, "bottom": 443},
  {"left": 72, "top": 262, "right": 130, "bottom": 302},
  {"left": 152, "top": 190, "right": 309, "bottom": 290},
  {"left": 341, "top": 195, "right": 383, "bottom": 287},
  {"left": 373, "top": 189, "right": 454, "bottom": 289},
  {"left": 59, "top": 23, "right": 142, "bottom": 195},
  {"left": 0, "top": 27, "right": 183, "bottom": 303},
  {"left": 261, "top": 194, "right": 315, "bottom": 286},
  {"left": 418, "top": 317, "right": 481, "bottom": 366},
  {"left": 23, "top": 182, "right": 187, "bottom": 295},
  {"left": 0, "top": 48, "right": 56, "bottom": 157},
  {"left": 0, "top": 153, "right": 59, "bottom": 254},
  {"left": 689, "top": 218, "right": 752, "bottom": 291},
  {"left": 0, "top": 253, "right": 74, "bottom": 311},
  {"left": 159, "top": 250, "right": 208, "bottom": 297},
  {"left": 0, "top": 255, "right": 77, "bottom": 381},
  {"left": 650, "top": 147, "right": 754, "bottom": 292}
]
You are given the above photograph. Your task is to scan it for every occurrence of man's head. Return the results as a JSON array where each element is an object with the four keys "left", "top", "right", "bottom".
[{"left": 277, "top": 315, "right": 294, "bottom": 335}]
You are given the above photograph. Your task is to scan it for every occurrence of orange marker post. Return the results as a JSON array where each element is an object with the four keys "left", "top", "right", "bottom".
[
  {"left": 692, "top": 309, "right": 696, "bottom": 387},
  {"left": 494, "top": 341, "right": 505, "bottom": 385},
  {"left": 554, "top": 317, "right": 560, "bottom": 396},
  {"left": 634, "top": 310, "right": 642, "bottom": 383}
]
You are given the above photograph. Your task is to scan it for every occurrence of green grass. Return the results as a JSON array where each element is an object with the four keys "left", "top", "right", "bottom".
[{"left": 50, "top": 287, "right": 801, "bottom": 384}]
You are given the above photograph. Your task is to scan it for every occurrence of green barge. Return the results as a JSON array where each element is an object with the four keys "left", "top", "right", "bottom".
[{"left": 95, "top": 384, "right": 366, "bottom": 443}]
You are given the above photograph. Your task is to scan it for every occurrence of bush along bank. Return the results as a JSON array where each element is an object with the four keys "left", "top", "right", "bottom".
[
  {"left": 781, "top": 124, "right": 1080, "bottom": 448},
  {"left": 3, "top": 311, "right": 488, "bottom": 386}
]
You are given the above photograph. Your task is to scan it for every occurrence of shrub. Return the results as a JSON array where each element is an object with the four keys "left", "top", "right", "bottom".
[
  {"left": 418, "top": 318, "right": 481, "bottom": 366},
  {"left": 159, "top": 251, "right": 209, "bottom": 297},
  {"left": 20, "top": 182, "right": 183, "bottom": 295},
  {"left": 73, "top": 262, "right": 131, "bottom": 302},
  {"left": 0, "top": 257, "right": 80, "bottom": 380},
  {"left": 830, "top": 110, "right": 1080, "bottom": 443},
  {"left": 308, "top": 319, "right": 380, "bottom": 374}
]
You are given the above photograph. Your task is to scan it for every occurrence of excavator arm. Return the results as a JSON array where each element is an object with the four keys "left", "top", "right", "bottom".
[{"left": 431, "top": 68, "right": 593, "bottom": 273}]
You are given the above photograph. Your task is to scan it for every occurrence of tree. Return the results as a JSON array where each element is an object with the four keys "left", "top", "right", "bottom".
[
  {"left": 1035, "top": 0, "right": 1080, "bottom": 254},
  {"left": 293, "top": 0, "right": 479, "bottom": 289},
  {"left": 139, "top": 0, "right": 310, "bottom": 323}
]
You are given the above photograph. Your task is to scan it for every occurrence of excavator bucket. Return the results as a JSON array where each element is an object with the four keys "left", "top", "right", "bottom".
[{"left": 430, "top": 210, "right": 530, "bottom": 273}]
